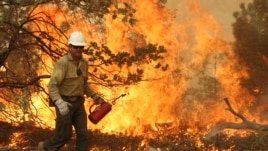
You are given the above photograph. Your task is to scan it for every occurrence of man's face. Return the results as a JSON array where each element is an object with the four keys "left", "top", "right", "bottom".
[{"left": 70, "top": 45, "right": 84, "bottom": 59}]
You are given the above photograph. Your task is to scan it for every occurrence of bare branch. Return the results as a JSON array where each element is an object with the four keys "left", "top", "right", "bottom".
[
  {"left": 205, "top": 98, "right": 268, "bottom": 139},
  {"left": 224, "top": 98, "right": 248, "bottom": 122}
]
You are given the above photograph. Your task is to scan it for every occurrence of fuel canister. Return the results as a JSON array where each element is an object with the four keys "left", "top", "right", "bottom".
[{"left": 88, "top": 102, "right": 112, "bottom": 124}]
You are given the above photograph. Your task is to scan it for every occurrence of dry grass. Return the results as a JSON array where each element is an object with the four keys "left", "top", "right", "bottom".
[{"left": 1, "top": 121, "right": 268, "bottom": 151}]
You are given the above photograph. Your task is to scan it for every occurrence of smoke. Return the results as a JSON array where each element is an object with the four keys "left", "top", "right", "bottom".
[{"left": 168, "top": 0, "right": 253, "bottom": 41}]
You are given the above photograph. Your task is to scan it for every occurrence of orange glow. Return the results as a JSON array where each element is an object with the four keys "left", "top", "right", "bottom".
[{"left": 25, "top": 0, "right": 266, "bottom": 139}]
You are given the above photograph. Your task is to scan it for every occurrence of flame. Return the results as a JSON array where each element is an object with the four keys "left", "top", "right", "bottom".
[{"left": 24, "top": 0, "right": 266, "bottom": 139}]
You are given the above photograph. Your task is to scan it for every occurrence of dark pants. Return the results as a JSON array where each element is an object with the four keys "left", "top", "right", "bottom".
[{"left": 44, "top": 96, "right": 88, "bottom": 151}]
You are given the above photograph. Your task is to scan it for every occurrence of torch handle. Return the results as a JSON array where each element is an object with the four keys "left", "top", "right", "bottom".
[{"left": 89, "top": 103, "right": 96, "bottom": 114}]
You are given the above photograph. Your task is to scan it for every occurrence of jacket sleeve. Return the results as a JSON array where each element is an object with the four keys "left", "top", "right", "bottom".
[
  {"left": 48, "top": 59, "right": 67, "bottom": 101},
  {"left": 84, "top": 79, "right": 96, "bottom": 98}
]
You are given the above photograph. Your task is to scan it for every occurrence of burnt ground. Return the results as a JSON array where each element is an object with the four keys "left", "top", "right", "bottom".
[{"left": 1, "top": 121, "right": 268, "bottom": 151}]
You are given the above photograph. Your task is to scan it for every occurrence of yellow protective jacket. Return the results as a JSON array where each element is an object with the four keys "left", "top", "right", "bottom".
[{"left": 48, "top": 53, "right": 95, "bottom": 101}]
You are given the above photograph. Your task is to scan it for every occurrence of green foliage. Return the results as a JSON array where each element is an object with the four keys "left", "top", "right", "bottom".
[
  {"left": 84, "top": 42, "right": 168, "bottom": 85},
  {"left": 232, "top": 0, "right": 268, "bottom": 95},
  {"left": 115, "top": 2, "right": 137, "bottom": 25}
]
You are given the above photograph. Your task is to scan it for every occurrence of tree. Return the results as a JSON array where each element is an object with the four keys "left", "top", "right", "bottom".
[
  {"left": 206, "top": 0, "right": 268, "bottom": 138},
  {"left": 0, "top": 0, "right": 168, "bottom": 125},
  {"left": 232, "top": 0, "right": 268, "bottom": 96}
]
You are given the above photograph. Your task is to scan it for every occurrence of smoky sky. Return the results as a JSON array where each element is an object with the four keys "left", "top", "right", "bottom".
[{"left": 167, "top": 0, "right": 253, "bottom": 41}]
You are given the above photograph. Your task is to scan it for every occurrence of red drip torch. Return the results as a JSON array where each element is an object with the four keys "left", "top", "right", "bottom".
[{"left": 88, "top": 94, "right": 126, "bottom": 124}]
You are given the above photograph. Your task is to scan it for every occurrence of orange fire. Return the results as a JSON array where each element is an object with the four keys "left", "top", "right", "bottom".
[{"left": 27, "top": 0, "right": 264, "bottom": 138}]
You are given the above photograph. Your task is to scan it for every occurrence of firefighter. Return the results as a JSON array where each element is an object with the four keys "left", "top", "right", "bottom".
[{"left": 38, "top": 31, "right": 104, "bottom": 151}]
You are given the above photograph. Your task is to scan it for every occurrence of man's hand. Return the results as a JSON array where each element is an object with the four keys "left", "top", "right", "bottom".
[
  {"left": 91, "top": 94, "right": 104, "bottom": 104},
  {"left": 55, "top": 98, "right": 71, "bottom": 116}
]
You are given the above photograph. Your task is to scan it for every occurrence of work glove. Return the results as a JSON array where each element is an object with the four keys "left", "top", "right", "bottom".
[
  {"left": 91, "top": 94, "right": 104, "bottom": 104},
  {"left": 55, "top": 98, "right": 71, "bottom": 116}
]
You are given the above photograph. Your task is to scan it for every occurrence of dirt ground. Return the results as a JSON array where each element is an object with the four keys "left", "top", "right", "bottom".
[{"left": 1, "top": 121, "right": 268, "bottom": 151}]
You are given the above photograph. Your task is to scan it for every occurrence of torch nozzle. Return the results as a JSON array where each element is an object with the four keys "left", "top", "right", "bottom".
[{"left": 111, "top": 93, "right": 127, "bottom": 105}]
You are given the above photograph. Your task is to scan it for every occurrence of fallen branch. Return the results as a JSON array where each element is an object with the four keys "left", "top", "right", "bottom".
[{"left": 205, "top": 98, "right": 268, "bottom": 139}]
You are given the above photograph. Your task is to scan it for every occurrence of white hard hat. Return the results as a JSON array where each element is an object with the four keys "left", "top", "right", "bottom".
[{"left": 68, "top": 31, "right": 87, "bottom": 46}]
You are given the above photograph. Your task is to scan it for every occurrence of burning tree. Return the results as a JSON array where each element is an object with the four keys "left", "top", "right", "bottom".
[
  {"left": 233, "top": 0, "right": 268, "bottom": 97},
  {"left": 0, "top": 0, "right": 168, "bottom": 125},
  {"left": 206, "top": 0, "right": 268, "bottom": 139}
]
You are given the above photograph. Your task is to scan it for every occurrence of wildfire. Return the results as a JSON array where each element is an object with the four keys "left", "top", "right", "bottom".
[{"left": 26, "top": 0, "right": 263, "bottom": 141}]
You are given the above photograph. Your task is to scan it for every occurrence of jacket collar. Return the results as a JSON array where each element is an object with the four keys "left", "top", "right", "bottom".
[
  {"left": 67, "top": 52, "right": 74, "bottom": 61},
  {"left": 66, "top": 52, "right": 85, "bottom": 66}
]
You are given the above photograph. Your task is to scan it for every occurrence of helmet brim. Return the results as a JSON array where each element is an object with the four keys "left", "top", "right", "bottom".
[{"left": 68, "top": 42, "right": 87, "bottom": 46}]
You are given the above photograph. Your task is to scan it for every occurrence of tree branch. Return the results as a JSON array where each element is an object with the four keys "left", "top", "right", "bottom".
[
  {"left": 224, "top": 98, "right": 248, "bottom": 122},
  {"left": 0, "top": 75, "right": 50, "bottom": 88},
  {"left": 205, "top": 98, "right": 268, "bottom": 139}
]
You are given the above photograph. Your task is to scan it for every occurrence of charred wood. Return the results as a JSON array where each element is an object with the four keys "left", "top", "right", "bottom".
[{"left": 206, "top": 98, "right": 268, "bottom": 139}]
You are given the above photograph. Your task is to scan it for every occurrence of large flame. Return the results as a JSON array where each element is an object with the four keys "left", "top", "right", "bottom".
[{"left": 28, "top": 0, "right": 265, "bottom": 137}]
